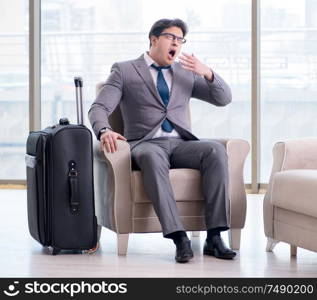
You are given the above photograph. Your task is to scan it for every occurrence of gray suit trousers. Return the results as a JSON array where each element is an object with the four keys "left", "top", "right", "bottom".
[{"left": 130, "top": 137, "right": 230, "bottom": 236}]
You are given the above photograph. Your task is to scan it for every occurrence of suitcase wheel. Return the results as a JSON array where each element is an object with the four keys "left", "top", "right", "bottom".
[
  {"left": 83, "top": 242, "right": 99, "bottom": 254},
  {"left": 52, "top": 247, "right": 61, "bottom": 255}
]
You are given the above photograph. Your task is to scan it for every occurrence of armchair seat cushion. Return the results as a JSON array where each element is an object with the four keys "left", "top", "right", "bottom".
[
  {"left": 132, "top": 169, "right": 204, "bottom": 203},
  {"left": 271, "top": 169, "right": 317, "bottom": 218}
]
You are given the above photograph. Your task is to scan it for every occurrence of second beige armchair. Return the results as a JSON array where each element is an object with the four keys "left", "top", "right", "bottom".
[{"left": 264, "top": 139, "right": 317, "bottom": 257}]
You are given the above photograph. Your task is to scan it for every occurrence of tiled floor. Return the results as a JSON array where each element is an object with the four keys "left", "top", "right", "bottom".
[{"left": 1, "top": 190, "right": 317, "bottom": 277}]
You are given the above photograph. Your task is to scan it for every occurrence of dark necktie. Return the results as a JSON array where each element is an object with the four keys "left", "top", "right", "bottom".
[{"left": 151, "top": 64, "right": 174, "bottom": 132}]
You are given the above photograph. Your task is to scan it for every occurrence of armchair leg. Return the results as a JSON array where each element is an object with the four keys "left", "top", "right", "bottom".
[
  {"left": 191, "top": 231, "right": 200, "bottom": 238},
  {"left": 290, "top": 245, "right": 297, "bottom": 257},
  {"left": 228, "top": 228, "right": 241, "bottom": 250},
  {"left": 117, "top": 234, "right": 129, "bottom": 256},
  {"left": 266, "top": 238, "right": 279, "bottom": 252},
  {"left": 97, "top": 224, "right": 102, "bottom": 241}
]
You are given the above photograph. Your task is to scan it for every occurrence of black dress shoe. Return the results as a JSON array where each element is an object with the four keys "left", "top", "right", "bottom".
[
  {"left": 203, "top": 235, "right": 236, "bottom": 260},
  {"left": 174, "top": 238, "right": 194, "bottom": 263}
]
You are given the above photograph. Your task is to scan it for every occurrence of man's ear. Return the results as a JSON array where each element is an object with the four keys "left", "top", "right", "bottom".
[{"left": 150, "top": 35, "right": 158, "bottom": 47}]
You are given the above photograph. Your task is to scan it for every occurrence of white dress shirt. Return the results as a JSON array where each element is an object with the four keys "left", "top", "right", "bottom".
[{"left": 143, "top": 52, "right": 181, "bottom": 139}]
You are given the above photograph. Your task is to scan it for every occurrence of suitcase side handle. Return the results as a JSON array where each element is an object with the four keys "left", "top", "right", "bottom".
[{"left": 68, "top": 161, "right": 79, "bottom": 214}]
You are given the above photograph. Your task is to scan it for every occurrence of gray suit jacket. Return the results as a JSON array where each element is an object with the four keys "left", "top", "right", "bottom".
[{"left": 88, "top": 54, "right": 232, "bottom": 148}]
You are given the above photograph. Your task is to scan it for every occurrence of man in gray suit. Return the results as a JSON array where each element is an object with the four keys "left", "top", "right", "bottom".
[{"left": 89, "top": 18, "right": 235, "bottom": 263}]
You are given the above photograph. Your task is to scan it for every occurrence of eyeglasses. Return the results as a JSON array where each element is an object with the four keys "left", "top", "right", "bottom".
[{"left": 159, "top": 33, "right": 186, "bottom": 44}]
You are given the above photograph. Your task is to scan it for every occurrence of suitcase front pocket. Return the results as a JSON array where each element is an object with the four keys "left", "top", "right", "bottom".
[{"left": 25, "top": 154, "right": 46, "bottom": 244}]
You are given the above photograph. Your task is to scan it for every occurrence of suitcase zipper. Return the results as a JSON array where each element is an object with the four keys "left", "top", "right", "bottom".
[{"left": 43, "top": 132, "right": 53, "bottom": 246}]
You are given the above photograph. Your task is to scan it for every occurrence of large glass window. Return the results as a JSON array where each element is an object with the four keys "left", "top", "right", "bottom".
[
  {"left": 41, "top": 0, "right": 251, "bottom": 182},
  {"left": 0, "top": 0, "right": 29, "bottom": 180},
  {"left": 4, "top": 0, "right": 313, "bottom": 184},
  {"left": 261, "top": 0, "right": 317, "bottom": 182}
]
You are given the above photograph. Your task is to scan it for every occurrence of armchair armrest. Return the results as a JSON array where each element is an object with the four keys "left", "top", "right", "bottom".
[
  {"left": 264, "top": 138, "right": 317, "bottom": 238},
  {"left": 93, "top": 140, "right": 133, "bottom": 233},
  {"left": 216, "top": 138, "right": 250, "bottom": 228}
]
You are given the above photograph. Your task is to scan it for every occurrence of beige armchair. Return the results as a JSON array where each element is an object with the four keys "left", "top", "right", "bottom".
[
  {"left": 93, "top": 84, "right": 250, "bottom": 255},
  {"left": 264, "top": 139, "right": 317, "bottom": 256}
]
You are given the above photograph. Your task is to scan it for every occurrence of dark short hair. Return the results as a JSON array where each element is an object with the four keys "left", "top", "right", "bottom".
[{"left": 148, "top": 18, "right": 188, "bottom": 47}]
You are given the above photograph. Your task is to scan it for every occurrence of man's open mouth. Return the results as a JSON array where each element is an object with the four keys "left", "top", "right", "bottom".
[{"left": 168, "top": 49, "right": 176, "bottom": 59}]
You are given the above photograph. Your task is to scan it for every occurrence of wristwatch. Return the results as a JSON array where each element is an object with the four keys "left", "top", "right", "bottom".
[{"left": 98, "top": 127, "right": 109, "bottom": 140}]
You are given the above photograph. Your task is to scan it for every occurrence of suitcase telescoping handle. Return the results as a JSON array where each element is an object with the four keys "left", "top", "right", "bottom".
[{"left": 74, "top": 77, "right": 84, "bottom": 125}]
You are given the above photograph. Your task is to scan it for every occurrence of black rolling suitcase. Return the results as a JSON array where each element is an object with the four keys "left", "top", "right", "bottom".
[{"left": 25, "top": 77, "right": 97, "bottom": 255}]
